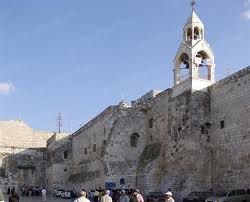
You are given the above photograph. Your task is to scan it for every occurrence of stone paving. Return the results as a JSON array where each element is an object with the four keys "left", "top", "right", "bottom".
[{"left": 4, "top": 195, "right": 71, "bottom": 202}]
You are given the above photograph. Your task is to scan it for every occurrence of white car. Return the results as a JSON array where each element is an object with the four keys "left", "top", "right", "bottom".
[
  {"left": 56, "top": 189, "right": 65, "bottom": 197},
  {"left": 205, "top": 189, "right": 250, "bottom": 202},
  {"left": 62, "top": 190, "right": 72, "bottom": 199}
]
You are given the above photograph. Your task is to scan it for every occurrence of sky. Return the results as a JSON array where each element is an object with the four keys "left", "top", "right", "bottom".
[{"left": 0, "top": 0, "right": 249, "bottom": 133}]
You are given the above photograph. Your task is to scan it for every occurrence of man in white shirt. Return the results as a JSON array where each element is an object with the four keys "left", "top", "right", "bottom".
[
  {"left": 41, "top": 188, "right": 47, "bottom": 202},
  {"left": 164, "top": 192, "right": 174, "bottom": 202},
  {"left": 101, "top": 190, "right": 112, "bottom": 202},
  {"left": 74, "top": 191, "right": 90, "bottom": 202}
]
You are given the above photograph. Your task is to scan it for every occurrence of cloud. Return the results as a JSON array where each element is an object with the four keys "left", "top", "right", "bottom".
[
  {"left": 0, "top": 82, "right": 15, "bottom": 95},
  {"left": 242, "top": 9, "right": 250, "bottom": 20},
  {"left": 242, "top": 0, "right": 250, "bottom": 20}
]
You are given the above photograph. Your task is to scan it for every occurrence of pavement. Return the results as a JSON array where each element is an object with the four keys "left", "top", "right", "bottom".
[{"left": 4, "top": 194, "right": 72, "bottom": 202}]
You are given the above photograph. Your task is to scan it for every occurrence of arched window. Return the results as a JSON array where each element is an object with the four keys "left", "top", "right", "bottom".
[
  {"left": 178, "top": 53, "right": 190, "bottom": 82},
  {"left": 195, "top": 51, "right": 212, "bottom": 80},
  {"left": 187, "top": 28, "right": 192, "bottom": 40},
  {"left": 194, "top": 27, "right": 200, "bottom": 40},
  {"left": 131, "top": 133, "right": 140, "bottom": 147}
]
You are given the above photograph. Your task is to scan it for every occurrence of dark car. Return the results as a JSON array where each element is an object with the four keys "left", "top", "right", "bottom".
[
  {"left": 183, "top": 191, "right": 213, "bottom": 202},
  {"left": 146, "top": 192, "right": 164, "bottom": 202}
]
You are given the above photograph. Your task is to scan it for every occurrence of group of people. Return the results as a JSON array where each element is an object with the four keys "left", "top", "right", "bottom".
[
  {"left": 72, "top": 189, "right": 174, "bottom": 202},
  {"left": 5, "top": 186, "right": 47, "bottom": 202},
  {"left": 74, "top": 189, "right": 144, "bottom": 202},
  {"left": 18, "top": 186, "right": 42, "bottom": 197}
]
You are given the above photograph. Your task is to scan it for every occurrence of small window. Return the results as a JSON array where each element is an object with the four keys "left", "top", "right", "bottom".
[
  {"left": 63, "top": 151, "right": 68, "bottom": 159},
  {"left": 0, "top": 168, "right": 5, "bottom": 177},
  {"left": 149, "top": 118, "right": 153, "bottom": 128},
  {"left": 220, "top": 120, "right": 225, "bottom": 129},
  {"left": 173, "top": 128, "right": 178, "bottom": 142},
  {"left": 103, "top": 140, "right": 107, "bottom": 145},
  {"left": 31, "top": 169, "right": 35, "bottom": 175},
  {"left": 84, "top": 148, "right": 88, "bottom": 155},
  {"left": 131, "top": 133, "right": 140, "bottom": 147},
  {"left": 201, "top": 126, "right": 205, "bottom": 134},
  {"left": 93, "top": 144, "right": 96, "bottom": 152}
]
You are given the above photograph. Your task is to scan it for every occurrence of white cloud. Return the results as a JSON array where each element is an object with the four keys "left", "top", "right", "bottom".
[
  {"left": 242, "top": 0, "right": 250, "bottom": 20},
  {"left": 242, "top": 9, "right": 250, "bottom": 20},
  {"left": 0, "top": 82, "right": 15, "bottom": 95}
]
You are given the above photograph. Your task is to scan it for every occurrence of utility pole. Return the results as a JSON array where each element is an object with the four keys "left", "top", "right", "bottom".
[{"left": 57, "top": 112, "right": 63, "bottom": 133}]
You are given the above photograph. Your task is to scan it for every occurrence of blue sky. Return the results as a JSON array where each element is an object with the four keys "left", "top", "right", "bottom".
[{"left": 0, "top": 0, "right": 249, "bottom": 133}]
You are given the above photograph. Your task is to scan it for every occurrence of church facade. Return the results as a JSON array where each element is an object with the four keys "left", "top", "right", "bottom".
[{"left": 0, "top": 6, "right": 249, "bottom": 202}]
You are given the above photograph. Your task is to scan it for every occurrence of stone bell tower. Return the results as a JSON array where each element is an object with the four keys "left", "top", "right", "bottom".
[{"left": 172, "top": 1, "right": 215, "bottom": 97}]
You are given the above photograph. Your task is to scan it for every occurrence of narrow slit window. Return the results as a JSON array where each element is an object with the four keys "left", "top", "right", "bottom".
[
  {"left": 201, "top": 126, "right": 205, "bottom": 134},
  {"left": 220, "top": 120, "right": 225, "bottom": 129},
  {"left": 63, "top": 151, "right": 68, "bottom": 159},
  {"left": 149, "top": 118, "right": 153, "bottom": 128}
]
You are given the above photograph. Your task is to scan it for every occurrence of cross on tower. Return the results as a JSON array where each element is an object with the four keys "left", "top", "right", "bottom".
[{"left": 191, "top": 0, "right": 196, "bottom": 11}]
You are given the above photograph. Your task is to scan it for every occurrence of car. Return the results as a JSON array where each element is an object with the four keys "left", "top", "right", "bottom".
[
  {"left": 61, "top": 190, "right": 72, "bottom": 199},
  {"left": 146, "top": 192, "right": 164, "bottom": 202},
  {"left": 183, "top": 191, "right": 213, "bottom": 202},
  {"left": 205, "top": 189, "right": 250, "bottom": 202},
  {"left": 55, "top": 189, "right": 65, "bottom": 197},
  {"left": 0, "top": 188, "right": 4, "bottom": 202}
]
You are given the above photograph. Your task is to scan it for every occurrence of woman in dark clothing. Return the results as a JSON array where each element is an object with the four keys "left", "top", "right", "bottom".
[{"left": 9, "top": 191, "right": 19, "bottom": 202}]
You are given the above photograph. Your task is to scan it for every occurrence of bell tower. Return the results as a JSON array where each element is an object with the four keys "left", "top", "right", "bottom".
[{"left": 172, "top": 1, "right": 215, "bottom": 97}]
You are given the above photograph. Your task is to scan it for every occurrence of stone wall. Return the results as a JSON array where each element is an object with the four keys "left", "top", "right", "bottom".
[
  {"left": 45, "top": 133, "right": 72, "bottom": 192},
  {"left": 67, "top": 67, "right": 249, "bottom": 202},
  {"left": 209, "top": 67, "right": 250, "bottom": 190}
]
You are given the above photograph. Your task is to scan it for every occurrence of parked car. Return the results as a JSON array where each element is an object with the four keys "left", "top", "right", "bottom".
[
  {"left": 205, "top": 189, "right": 250, "bottom": 202},
  {"left": 55, "top": 189, "right": 65, "bottom": 197},
  {"left": 183, "top": 191, "right": 213, "bottom": 202},
  {"left": 0, "top": 188, "right": 4, "bottom": 202},
  {"left": 53, "top": 189, "right": 58, "bottom": 197},
  {"left": 61, "top": 190, "right": 72, "bottom": 199},
  {"left": 146, "top": 192, "right": 164, "bottom": 202}
]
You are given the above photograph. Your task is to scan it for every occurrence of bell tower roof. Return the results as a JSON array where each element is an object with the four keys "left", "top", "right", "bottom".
[{"left": 185, "top": 11, "right": 204, "bottom": 26}]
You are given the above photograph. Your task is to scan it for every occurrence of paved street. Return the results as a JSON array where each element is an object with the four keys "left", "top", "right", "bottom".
[{"left": 4, "top": 195, "right": 71, "bottom": 202}]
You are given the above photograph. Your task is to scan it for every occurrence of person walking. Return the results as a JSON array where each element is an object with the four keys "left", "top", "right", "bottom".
[
  {"left": 74, "top": 191, "right": 90, "bottom": 202},
  {"left": 9, "top": 191, "right": 20, "bottom": 202},
  {"left": 119, "top": 190, "right": 129, "bottom": 202},
  {"left": 71, "top": 188, "right": 77, "bottom": 202},
  {"left": 163, "top": 192, "right": 174, "bottom": 202},
  {"left": 41, "top": 188, "right": 47, "bottom": 201},
  {"left": 101, "top": 190, "right": 112, "bottom": 202},
  {"left": 129, "top": 189, "right": 144, "bottom": 202}
]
